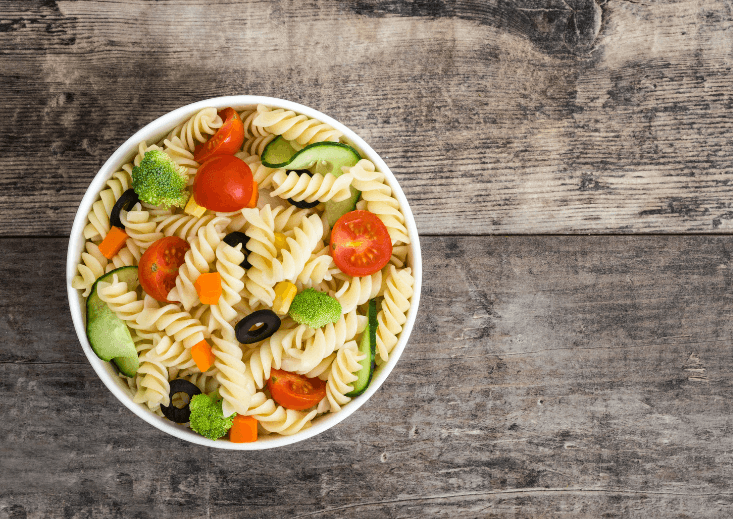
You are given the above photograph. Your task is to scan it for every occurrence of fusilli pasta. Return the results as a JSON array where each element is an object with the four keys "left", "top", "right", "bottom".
[
  {"left": 253, "top": 104, "right": 342, "bottom": 147},
  {"left": 346, "top": 159, "right": 410, "bottom": 245},
  {"left": 270, "top": 170, "right": 354, "bottom": 204},
  {"left": 167, "top": 216, "right": 229, "bottom": 310},
  {"left": 245, "top": 392, "right": 317, "bottom": 436},
  {"left": 375, "top": 266, "right": 415, "bottom": 363},
  {"left": 324, "top": 341, "right": 365, "bottom": 412},
  {"left": 166, "top": 107, "right": 222, "bottom": 152}
]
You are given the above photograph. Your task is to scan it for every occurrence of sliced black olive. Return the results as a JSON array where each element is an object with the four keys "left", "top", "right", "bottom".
[
  {"left": 160, "top": 379, "right": 202, "bottom": 423},
  {"left": 286, "top": 169, "right": 320, "bottom": 209},
  {"left": 223, "top": 232, "right": 252, "bottom": 269},
  {"left": 235, "top": 309, "right": 281, "bottom": 344},
  {"left": 288, "top": 198, "right": 321, "bottom": 209},
  {"left": 109, "top": 188, "right": 140, "bottom": 229}
]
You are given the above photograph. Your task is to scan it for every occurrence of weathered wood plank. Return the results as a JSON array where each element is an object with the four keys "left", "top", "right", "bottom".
[
  {"left": 3, "top": 235, "right": 733, "bottom": 517},
  {"left": 2, "top": 0, "right": 733, "bottom": 235}
]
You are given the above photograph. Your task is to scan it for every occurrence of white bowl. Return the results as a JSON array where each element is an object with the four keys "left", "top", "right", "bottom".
[{"left": 66, "top": 96, "right": 422, "bottom": 449}]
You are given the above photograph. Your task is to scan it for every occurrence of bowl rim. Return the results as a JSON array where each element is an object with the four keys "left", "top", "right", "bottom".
[{"left": 66, "top": 95, "right": 422, "bottom": 450}]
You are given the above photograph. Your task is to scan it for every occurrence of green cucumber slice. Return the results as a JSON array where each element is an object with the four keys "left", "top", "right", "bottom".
[
  {"left": 85, "top": 266, "right": 140, "bottom": 376},
  {"left": 261, "top": 136, "right": 298, "bottom": 167},
  {"left": 261, "top": 138, "right": 362, "bottom": 226},
  {"left": 346, "top": 299, "right": 378, "bottom": 397},
  {"left": 112, "top": 355, "right": 140, "bottom": 378}
]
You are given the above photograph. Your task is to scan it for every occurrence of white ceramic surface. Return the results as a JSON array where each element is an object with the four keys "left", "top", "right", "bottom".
[{"left": 67, "top": 96, "right": 422, "bottom": 449}]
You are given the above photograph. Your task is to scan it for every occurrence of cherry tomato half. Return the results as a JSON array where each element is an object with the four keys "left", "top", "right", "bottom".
[
  {"left": 138, "top": 236, "right": 190, "bottom": 303},
  {"left": 330, "top": 210, "right": 393, "bottom": 277},
  {"left": 267, "top": 369, "right": 326, "bottom": 411},
  {"left": 193, "top": 108, "right": 245, "bottom": 163},
  {"left": 193, "top": 155, "right": 254, "bottom": 212}
]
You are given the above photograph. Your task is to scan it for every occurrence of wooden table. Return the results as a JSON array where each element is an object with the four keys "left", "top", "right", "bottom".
[{"left": 2, "top": 1, "right": 732, "bottom": 517}]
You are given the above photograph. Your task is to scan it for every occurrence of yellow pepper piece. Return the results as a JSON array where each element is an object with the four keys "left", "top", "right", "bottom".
[
  {"left": 273, "top": 232, "right": 287, "bottom": 251},
  {"left": 184, "top": 194, "right": 207, "bottom": 217},
  {"left": 273, "top": 281, "right": 297, "bottom": 315}
]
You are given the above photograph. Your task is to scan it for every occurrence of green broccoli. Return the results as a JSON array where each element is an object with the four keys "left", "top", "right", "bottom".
[
  {"left": 131, "top": 149, "right": 189, "bottom": 208},
  {"left": 188, "top": 392, "right": 235, "bottom": 440},
  {"left": 288, "top": 288, "right": 342, "bottom": 328}
]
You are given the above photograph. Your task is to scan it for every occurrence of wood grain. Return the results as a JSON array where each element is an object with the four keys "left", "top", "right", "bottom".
[
  {"left": 3, "top": 236, "right": 733, "bottom": 517},
  {"left": 2, "top": 0, "right": 733, "bottom": 235}
]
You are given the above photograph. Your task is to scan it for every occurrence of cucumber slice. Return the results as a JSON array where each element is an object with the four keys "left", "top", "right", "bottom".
[
  {"left": 346, "top": 299, "right": 378, "bottom": 397},
  {"left": 261, "top": 136, "right": 298, "bottom": 167},
  {"left": 261, "top": 138, "right": 362, "bottom": 226},
  {"left": 85, "top": 266, "right": 140, "bottom": 376},
  {"left": 112, "top": 355, "right": 140, "bottom": 378}
]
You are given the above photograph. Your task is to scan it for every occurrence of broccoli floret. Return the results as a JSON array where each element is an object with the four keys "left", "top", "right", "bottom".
[
  {"left": 188, "top": 392, "right": 235, "bottom": 440},
  {"left": 131, "top": 149, "right": 189, "bottom": 208},
  {"left": 288, "top": 288, "right": 342, "bottom": 328}
]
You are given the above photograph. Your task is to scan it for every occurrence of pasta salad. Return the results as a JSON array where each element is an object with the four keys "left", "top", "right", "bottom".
[{"left": 73, "top": 104, "right": 415, "bottom": 442}]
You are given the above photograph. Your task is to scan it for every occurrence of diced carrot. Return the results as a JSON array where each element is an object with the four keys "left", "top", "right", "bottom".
[
  {"left": 229, "top": 415, "right": 258, "bottom": 443},
  {"left": 246, "top": 182, "right": 259, "bottom": 208},
  {"left": 98, "top": 226, "right": 128, "bottom": 259},
  {"left": 194, "top": 272, "right": 222, "bottom": 304},
  {"left": 191, "top": 339, "right": 215, "bottom": 372}
]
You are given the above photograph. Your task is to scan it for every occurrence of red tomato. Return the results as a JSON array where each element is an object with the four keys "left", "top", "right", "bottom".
[
  {"left": 193, "top": 108, "right": 245, "bottom": 163},
  {"left": 330, "top": 210, "right": 392, "bottom": 277},
  {"left": 193, "top": 155, "right": 254, "bottom": 212},
  {"left": 138, "top": 236, "right": 190, "bottom": 303},
  {"left": 267, "top": 369, "right": 326, "bottom": 411}
]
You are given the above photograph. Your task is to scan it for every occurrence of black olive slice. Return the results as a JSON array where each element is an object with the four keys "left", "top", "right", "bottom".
[
  {"left": 235, "top": 309, "right": 281, "bottom": 344},
  {"left": 223, "top": 232, "right": 252, "bottom": 269},
  {"left": 286, "top": 169, "right": 320, "bottom": 209},
  {"left": 160, "top": 379, "right": 202, "bottom": 423},
  {"left": 110, "top": 188, "right": 141, "bottom": 229},
  {"left": 288, "top": 198, "right": 321, "bottom": 209}
]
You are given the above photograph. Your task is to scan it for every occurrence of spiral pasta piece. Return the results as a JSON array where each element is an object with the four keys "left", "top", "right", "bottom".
[
  {"left": 270, "top": 170, "right": 354, "bottom": 204},
  {"left": 72, "top": 242, "right": 109, "bottom": 296},
  {"left": 376, "top": 266, "right": 415, "bottom": 362},
  {"left": 155, "top": 213, "right": 216, "bottom": 243},
  {"left": 167, "top": 216, "right": 229, "bottom": 310},
  {"left": 239, "top": 107, "right": 271, "bottom": 139},
  {"left": 120, "top": 203, "right": 164, "bottom": 252},
  {"left": 245, "top": 392, "right": 317, "bottom": 436},
  {"left": 83, "top": 171, "right": 131, "bottom": 242},
  {"left": 242, "top": 206, "right": 278, "bottom": 307},
  {"left": 105, "top": 239, "right": 142, "bottom": 272},
  {"left": 166, "top": 107, "right": 222, "bottom": 152},
  {"left": 280, "top": 310, "right": 366, "bottom": 374},
  {"left": 253, "top": 104, "right": 342, "bottom": 147},
  {"left": 96, "top": 275, "right": 145, "bottom": 325},
  {"left": 133, "top": 356, "right": 170, "bottom": 409},
  {"left": 247, "top": 322, "right": 307, "bottom": 389},
  {"left": 272, "top": 204, "right": 313, "bottom": 233},
  {"left": 144, "top": 333, "right": 196, "bottom": 370},
  {"left": 210, "top": 331, "right": 255, "bottom": 416},
  {"left": 331, "top": 271, "right": 383, "bottom": 314},
  {"left": 270, "top": 214, "right": 323, "bottom": 284},
  {"left": 135, "top": 295, "right": 207, "bottom": 349},
  {"left": 346, "top": 159, "right": 410, "bottom": 245},
  {"left": 242, "top": 134, "right": 276, "bottom": 157},
  {"left": 304, "top": 353, "right": 337, "bottom": 380},
  {"left": 296, "top": 241, "right": 337, "bottom": 288},
  {"left": 325, "top": 341, "right": 366, "bottom": 412},
  {"left": 208, "top": 241, "right": 247, "bottom": 336}
]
